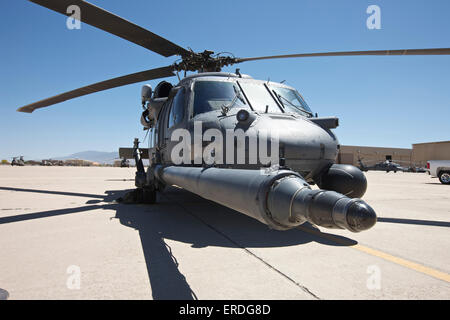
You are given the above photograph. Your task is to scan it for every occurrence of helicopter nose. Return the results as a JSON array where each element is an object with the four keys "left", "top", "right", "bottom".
[
  {"left": 268, "top": 116, "right": 338, "bottom": 159},
  {"left": 254, "top": 115, "right": 339, "bottom": 176},
  {"left": 218, "top": 112, "right": 339, "bottom": 175}
]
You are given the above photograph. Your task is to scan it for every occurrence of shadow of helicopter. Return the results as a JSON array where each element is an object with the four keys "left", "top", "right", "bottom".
[
  {"left": 2, "top": 185, "right": 449, "bottom": 299},
  {"left": 0, "top": 185, "right": 366, "bottom": 299}
]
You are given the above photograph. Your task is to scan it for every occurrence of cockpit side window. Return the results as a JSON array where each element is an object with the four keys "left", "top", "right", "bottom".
[
  {"left": 193, "top": 81, "right": 246, "bottom": 116},
  {"left": 269, "top": 85, "right": 313, "bottom": 117},
  {"left": 168, "top": 88, "right": 185, "bottom": 128}
]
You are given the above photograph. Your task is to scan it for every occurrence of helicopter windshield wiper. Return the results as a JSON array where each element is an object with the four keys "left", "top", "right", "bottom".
[
  {"left": 275, "top": 93, "right": 313, "bottom": 117},
  {"left": 235, "top": 85, "right": 247, "bottom": 105},
  {"left": 221, "top": 85, "right": 246, "bottom": 115}
]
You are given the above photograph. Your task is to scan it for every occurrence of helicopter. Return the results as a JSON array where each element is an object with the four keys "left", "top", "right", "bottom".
[
  {"left": 40, "top": 159, "right": 64, "bottom": 166},
  {"left": 357, "top": 156, "right": 427, "bottom": 173},
  {"left": 120, "top": 158, "right": 130, "bottom": 168},
  {"left": 16, "top": 0, "right": 450, "bottom": 233},
  {"left": 357, "top": 157, "right": 407, "bottom": 173},
  {"left": 11, "top": 156, "right": 25, "bottom": 167},
  {"left": 40, "top": 159, "right": 54, "bottom": 166}
]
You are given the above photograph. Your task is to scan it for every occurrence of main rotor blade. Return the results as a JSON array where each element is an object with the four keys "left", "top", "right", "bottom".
[
  {"left": 236, "top": 48, "right": 450, "bottom": 63},
  {"left": 17, "top": 66, "right": 175, "bottom": 113},
  {"left": 29, "top": 0, "right": 189, "bottom": 57}
]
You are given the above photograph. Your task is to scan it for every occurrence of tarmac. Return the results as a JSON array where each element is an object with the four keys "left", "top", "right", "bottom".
[{"left": 0, "top": 166, "right": 449, "bottom": 300}]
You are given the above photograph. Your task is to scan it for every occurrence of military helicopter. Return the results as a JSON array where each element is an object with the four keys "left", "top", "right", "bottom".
[
  {"left": 40, "top": 159, "right": 54, "bottom": 166},
  {"left": 357, "top": 157, "right": 407, "bottom": 173},
  {"left": 40, "top": 159, "right": 64, "bottom": 166},
  {"left": 120, "top": 158, "right": 130, "bottom": 168},
  {"left": 17, "top": 0, "right": 450, "bottom": 233},
  {"left": 108, "top": 156, "right": 132, "bottom": 167},
  {"left": 11, "top": 156, "right": 25, "bottom": 166}
]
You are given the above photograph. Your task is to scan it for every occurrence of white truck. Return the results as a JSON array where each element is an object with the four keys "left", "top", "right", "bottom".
[{"left": 427, "top": 160, "right": 450, "bottom": 184}]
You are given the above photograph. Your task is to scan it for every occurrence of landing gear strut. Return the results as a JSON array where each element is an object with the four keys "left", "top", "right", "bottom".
[{"left": 132, "top": 138, "right": 157, "bottom": 204}]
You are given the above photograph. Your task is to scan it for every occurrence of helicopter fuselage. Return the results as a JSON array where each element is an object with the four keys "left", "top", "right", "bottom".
[
  {"left": 122, "top": 72, "right": 374, "bottom": 232},
  {"left": 143, "top": 72, "right": 340, "bottom": 183}
]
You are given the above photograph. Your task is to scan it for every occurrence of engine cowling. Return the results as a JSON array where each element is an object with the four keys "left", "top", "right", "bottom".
[
  {"left": 153, "top": 81, "right": 172, "bottom": 98},
  {"left": 140, "top": 81, "right": 173, "bottom": 128}
]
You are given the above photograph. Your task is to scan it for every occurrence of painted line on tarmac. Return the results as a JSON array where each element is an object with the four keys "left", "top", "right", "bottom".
[{"left": 297, "top": 225, "right": 450, "bottom": 283}]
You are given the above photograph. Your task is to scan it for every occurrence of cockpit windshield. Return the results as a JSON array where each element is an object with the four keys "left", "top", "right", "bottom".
[
  {"left": 193, "top": 81, "right": 246, "bottom": 116},
  {"left": 238, "top": 82, "right": 282, "bottom": 113},
  {"left": 192, "top": 79, "right": 313, "bottom": 118},
  {"left": 268, "top": 85, "right": 313, "bottom": 117}
]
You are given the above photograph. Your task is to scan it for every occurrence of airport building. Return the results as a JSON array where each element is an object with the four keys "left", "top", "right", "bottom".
[{"left": 337, "top": 140, "right": 450, "bottom": 167}]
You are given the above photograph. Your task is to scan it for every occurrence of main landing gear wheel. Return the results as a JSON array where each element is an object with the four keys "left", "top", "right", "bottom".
[
  {"left": 116, "top": 188, "right": 156, "bottom": 204},
  {"left": 136, "top": 187, "right": 157, "bottom": 204}
]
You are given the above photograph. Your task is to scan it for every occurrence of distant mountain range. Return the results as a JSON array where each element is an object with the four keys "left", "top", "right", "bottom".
[{"left": 52, "top": 151, "right": 119, "bottom": 164}]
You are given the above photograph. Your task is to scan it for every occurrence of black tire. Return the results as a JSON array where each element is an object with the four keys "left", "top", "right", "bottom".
[
  {"left": 134, "top": 188, "right": 157, "bottom": 203},
  {"left": 438, "top": 171, "right": 450, "bottom": 185}
]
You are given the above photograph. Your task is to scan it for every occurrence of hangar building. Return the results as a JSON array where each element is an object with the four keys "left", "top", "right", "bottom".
[{"left": 337, "top": 141, "right": 450, "bottom": 168}]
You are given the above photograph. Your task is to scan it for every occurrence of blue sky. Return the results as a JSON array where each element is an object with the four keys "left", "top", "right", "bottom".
[{"left": 1, "top": 0, "right": 449, "bottom": 159}]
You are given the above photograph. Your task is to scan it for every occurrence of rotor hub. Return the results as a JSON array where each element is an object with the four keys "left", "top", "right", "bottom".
[{"left": 174, "top": 50, "right": 237, "bottom": 73}]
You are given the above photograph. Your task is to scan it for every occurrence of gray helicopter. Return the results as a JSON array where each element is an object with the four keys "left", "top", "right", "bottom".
[
  {"left": 11, "top": 156, "right": 25, "bottom": 167},
  {"left": 120, "top": 158, "right": 130, "bottom": 168},
  {"left": 40, "top": 159, "right": 54, "bottom": 166},
  {"left": 357, "top": 158, "right": 407, "bottom": 173},
  {"left": 17, "top": 0, "right": 450, "bottom": 233}
]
